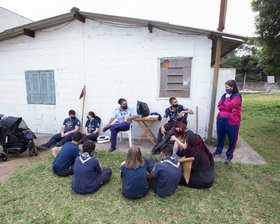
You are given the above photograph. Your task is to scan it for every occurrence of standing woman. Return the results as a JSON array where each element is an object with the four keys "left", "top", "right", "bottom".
[
  {"left": 213, "top": 80, "right": 242, "bottom": 164},
  {"left": 82, "top": 111, "right": 101, "bottom": 143},
  {"left": 103, "top": 98, "right": 137, "bottom": 152}
]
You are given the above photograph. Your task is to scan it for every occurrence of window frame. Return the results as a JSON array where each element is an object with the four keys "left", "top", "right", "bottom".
[
  {"left": 159, "top": 57, "right": 192, "bottom": 98},
  {"left": 25, "top": 70, "right": 56, "bottom": 105}
]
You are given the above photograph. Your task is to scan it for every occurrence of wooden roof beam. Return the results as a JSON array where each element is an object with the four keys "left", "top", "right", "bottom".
[
  {"left": 71, "top": 7, "right": 85, "bottom": 23},
  {"left": 23, "top": 29, "right": 35, "bottom": 38}
]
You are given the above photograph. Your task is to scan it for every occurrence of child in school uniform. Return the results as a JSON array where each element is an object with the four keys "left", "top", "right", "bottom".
[
  {"left": 120, "top": 145, "right": 149, "bottom": 199},
  {"left": 71, "top": 141, "right": 112, "bottom": 194},
  {"left": 146, "top": 146, "right": 182, "bottom": 198}
]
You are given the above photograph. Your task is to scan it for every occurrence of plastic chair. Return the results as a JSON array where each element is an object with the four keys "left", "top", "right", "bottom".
[{"left": 111, "top": 119, "right": 133, "bottom": 147}]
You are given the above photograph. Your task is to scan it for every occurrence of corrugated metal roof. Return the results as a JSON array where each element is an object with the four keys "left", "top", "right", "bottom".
[{"left": 0, "top": 10, "right": 248, "bottom": 63}]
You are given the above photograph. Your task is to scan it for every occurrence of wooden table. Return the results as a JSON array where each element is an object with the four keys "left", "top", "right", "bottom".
[{"left": 133, "top": 117, "right": 158, "bottom": 146}]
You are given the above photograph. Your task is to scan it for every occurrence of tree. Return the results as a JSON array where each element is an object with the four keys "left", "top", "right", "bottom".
[
  {"left": 252, "top": 0, "right": 280, "bottom": 78},
  {"left": 220, "top": 38, "right": 265, "bottom": 82}
]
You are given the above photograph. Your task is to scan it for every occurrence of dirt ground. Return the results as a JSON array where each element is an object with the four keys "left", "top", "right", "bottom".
[{"left": 0, "top": 133, "right": 266, "bottom": 183}]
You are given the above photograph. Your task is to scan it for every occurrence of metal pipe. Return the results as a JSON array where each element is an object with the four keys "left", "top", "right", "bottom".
[{"left": 208, "top": 0, "right": 228, "bottom": 142}]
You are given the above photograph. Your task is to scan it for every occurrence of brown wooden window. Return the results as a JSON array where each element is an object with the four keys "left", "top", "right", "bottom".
[{"left": 160, "top": 57, "right": 192, "bottom": 98}]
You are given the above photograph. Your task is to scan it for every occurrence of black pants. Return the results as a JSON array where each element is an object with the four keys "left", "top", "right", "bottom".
[
  {"left": 82, "top": 133, "right": 98, "bottom": 143},
  {"left": 155, "top": 121, "right": 174, "bottom": 150},
  {"left": 42, "top": 133, "right": 73, "bottom": 148},
  {"left": 180, "top": 172, "right": 214, "bottom": 189}
]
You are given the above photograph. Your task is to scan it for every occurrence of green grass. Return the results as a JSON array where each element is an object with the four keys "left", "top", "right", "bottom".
[{"left": 0, "top": 93, "right": 280, "bottom": 223}]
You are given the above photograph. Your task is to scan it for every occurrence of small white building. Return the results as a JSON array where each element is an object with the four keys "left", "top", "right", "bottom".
[
  {"left": 0, "top": 8, "right": 247, "bottom": 139},
  {"left": 0, "top": 7, "right": 32, "bottom": 32}
]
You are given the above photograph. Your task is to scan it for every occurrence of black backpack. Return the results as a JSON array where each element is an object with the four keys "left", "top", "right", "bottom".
[{"left": 137, "top": 101, "right": 150, "bottom": 117}]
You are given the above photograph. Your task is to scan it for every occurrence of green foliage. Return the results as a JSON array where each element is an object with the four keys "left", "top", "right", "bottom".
[
  {"left": 220, "top": 38, "right": 266, "bottom": 82},
  {"left": 252, "top": 0, "right": 280, "bottom": 77}
]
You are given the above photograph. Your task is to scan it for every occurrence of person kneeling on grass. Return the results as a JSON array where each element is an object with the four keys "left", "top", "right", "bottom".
[
  {"left": 145, "top": 146, "right": 182, "bottom": 198},
  {"left": 72, "top": 141, "right": 112, "bottom": 194},
  {"left": 121, "top": 145, "right": 149, "bottom": 199},
  {"left": 52, "top": 132, "right": 82, "bottom": 177},
  {"left": 180, "top": 134, "right": 215, "bottom": 189}
]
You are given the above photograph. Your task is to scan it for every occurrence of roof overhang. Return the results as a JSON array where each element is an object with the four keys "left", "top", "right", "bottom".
[{"left": 0, "top": 10, "right": 249, "bottom": 64}]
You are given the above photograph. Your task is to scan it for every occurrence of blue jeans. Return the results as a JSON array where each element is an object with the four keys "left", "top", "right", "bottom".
[
  {"left": 215, "top": 117, "right": 240, "bottom": 159},
  {"left": 110, "top": 122, "right": 130, "bottom": 148},
  {"left": 144, "top": 157, "right": 159, "bottom": 172},
  {"left": 53, "top": 164, "right": 74, "bottom": 177}
]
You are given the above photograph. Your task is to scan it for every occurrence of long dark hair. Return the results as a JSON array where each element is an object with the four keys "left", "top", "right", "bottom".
[
  {"left": 225, "top": 80, "right": 239, "bottom": 94},
  {"left": 88, "top": 111, "right": 101, "bottom": 123},
  {"left": 173, "top": 121, "right": 186, "bottom": 140},
  {"left": 185, "top": 134, "right": 214, "bottom": 167},
  {"left": 125, "top": 145, "right": 144, "bottom": 169}
]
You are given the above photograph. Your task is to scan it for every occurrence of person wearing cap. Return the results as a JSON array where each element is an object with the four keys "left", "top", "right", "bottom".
[
  {"left": 40, "top": 110, "right": 80, "bottom": 149},
  {"left": 103, "top": 98, "right": 137, "bottom": 152}
]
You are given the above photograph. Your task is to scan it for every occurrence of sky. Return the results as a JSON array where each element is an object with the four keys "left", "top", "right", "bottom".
[{"left": 1, "top": 0, "right": 257, "bottom": 37}]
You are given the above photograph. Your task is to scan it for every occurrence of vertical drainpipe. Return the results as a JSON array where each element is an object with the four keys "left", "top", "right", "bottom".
[{"left": 207, "top": 0, "right": 228, "bottom": 142}]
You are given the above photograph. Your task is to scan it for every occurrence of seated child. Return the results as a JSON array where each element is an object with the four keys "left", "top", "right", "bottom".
[
  {"left": 146, "top": 146, "right": 182, "bottom": 198},
  {"left": 52, "top": 132, "right": 82, "bottom": 177},
  {"left": 170, "top": 121, "right": 194, "bottom": 158},
  {"left": 121, "top": 145, "right": 149, "bottom": 199},
  {"left": 72, "top": 141, "right": 112, "bottom": 194},
  {"left": 180, "top": 134, "right": 215, "bottom": 189}
]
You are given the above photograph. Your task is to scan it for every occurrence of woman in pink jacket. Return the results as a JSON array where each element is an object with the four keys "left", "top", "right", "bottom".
[{"left": 212, "top": 80, "right": 242, "bottom": 164}]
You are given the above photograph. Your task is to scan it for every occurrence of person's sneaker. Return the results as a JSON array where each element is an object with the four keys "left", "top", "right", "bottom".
[
  {"left": 225, "top": 157, "right": 232, "bottom": 164},
  {"left": 103, "top": 126, "right": 110, "bottom": 132},
  {"left": 212, "top": 152, "right": 222, "bottom": 158},
  {"left": 108, "top": 147, "right": 116, "bottom": 152}
]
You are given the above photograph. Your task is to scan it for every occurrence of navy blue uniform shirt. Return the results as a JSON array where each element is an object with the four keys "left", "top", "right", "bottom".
[
  {"left": 121, "top": 162, "right": 149, "bottom": 199},
  {"left": 85, "top": 119, "right": 100, "bottom": 134},
  {"left": 164, "top": 105, "right": 188, "bottom": 122},
  {"left": 52, "top": 142, "right": 80, "bottom": 172},
  {"left": 152, "top": 156, "right": 182, "bottom": 198},
  {"left": 71, "top": 153, "right": 102, "bottom": 194},
  {"left": 63, "top": 117, "right": 80, "bottom": 133}
]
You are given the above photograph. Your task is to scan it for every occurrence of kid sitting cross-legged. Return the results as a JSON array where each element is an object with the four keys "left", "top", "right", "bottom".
[{"left": 72, "top": 141, "right": 112, "bottom": 194}]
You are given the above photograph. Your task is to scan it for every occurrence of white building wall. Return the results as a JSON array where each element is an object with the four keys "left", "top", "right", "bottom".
[
  {"left": 0, "top": 19, "right": 235, "bottom": 140},
  {"left": 0, "top": 7, "right": 32, "bottom": 32}
]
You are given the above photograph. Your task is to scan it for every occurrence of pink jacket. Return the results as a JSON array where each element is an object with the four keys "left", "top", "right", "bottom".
[{"left": 217, "top": 93, "right": 242, "bottom": 125}]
